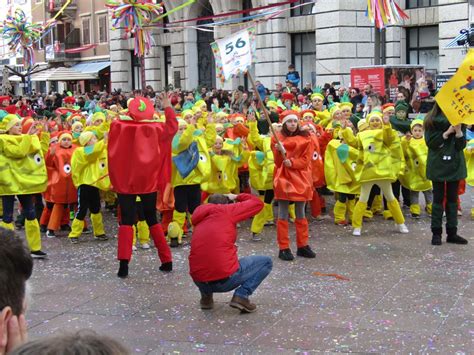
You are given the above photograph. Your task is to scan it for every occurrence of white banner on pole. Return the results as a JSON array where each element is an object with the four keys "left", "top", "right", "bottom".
[{"left": 211, "top": 27, "right": 256, "bottom": 82}]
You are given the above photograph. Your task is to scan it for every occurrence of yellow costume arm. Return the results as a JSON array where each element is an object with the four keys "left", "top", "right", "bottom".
[
  {"left": 3, "top": 135, "right": 38, "bottom": 158},
  {"left": 339, "top": 127, "right": 358, "bottom": 148},
  {"left": 172, "top": 124, "right": 195, "bottom": 153},
  {"left": 383, "top": 124, "right": 396, "bottom": 147},
  {"left": 39, "top": 132, "right": 50, "bottom": 155},
  {"left": 248, "top": 121, "right": 263, "bottom": 150},
  {"left": 204, "top": 123, "right": 217, "bottom": 147},
  {"left": 84, "top": 140, "right": 106, "bottom": 161}
]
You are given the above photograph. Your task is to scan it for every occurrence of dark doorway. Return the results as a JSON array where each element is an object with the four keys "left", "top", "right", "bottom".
[{"left": 197, "top": 1, "right": 215, "bottom": 89}]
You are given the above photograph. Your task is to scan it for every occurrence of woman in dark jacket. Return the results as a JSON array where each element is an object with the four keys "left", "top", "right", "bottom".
[{"left": 424, "top": 103, "right": 468, "bottom": 246}]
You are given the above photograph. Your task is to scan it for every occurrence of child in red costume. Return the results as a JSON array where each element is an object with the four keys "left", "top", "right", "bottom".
[
  {"left": 108, "top": 93, "right": 177, "bottom": 278},
  {"left": 272, "top": 110, "right": 316, "bottom": 261}
]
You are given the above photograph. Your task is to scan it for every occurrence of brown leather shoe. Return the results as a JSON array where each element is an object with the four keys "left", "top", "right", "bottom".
[
  {"left": 200, "top": 294, "right": 214, "bottom": 310},
  {"left": 229, "top": 295, "right": 256, "bottom": 313}
]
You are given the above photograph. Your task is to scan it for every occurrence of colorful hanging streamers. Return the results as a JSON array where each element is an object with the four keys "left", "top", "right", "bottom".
[
  {"left": 366, "top": 0, "right": 408, "bottom": 29},
  {"left": 0, "top": 9, "right": 56, "bottom": 69},
  {"left": 106, "top": 0, "right": 165, "bottom": 57},
  {"left": 150, "top": 0, "right": 196, "bottom": 23}
]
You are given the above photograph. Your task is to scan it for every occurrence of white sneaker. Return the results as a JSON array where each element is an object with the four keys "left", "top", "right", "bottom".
[
  {"left": 398, "top": 224, "right": 409, "bottom": 234},
  {"left": 457, "top": 210, "right": 462, "bottom": 216},
  {"left": 46, "top": 230, "right": 56, "bottom": 238},
  {"left": 140, "top": 243, "right": 150, "bottom": 250},
  {"left": 132, "top": 245, "right": 137, "bottom": 251},
  {"left": 352, "top": 228, "right": 361, "bottom": 236}
]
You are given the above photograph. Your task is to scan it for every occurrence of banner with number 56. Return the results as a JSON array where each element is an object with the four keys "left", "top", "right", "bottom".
[{"left": 211, "top": 27, "right": 257, "bottom": 82}]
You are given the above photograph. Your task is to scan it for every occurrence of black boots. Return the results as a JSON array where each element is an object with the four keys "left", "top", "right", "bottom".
[
  {"left": 431, "top": 228, "right": 442, "bottom": 246},
  {"left": 432, "top": 228, "right": 468, "bottom": 246},
  {"left": 117, "top": 260, "right": 129, "bottom": 278},
  {"left": 446, "top": 228, "right": 468, "bottom": 245}
]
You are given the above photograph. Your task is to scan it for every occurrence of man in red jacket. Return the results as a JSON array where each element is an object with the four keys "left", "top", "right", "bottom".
[{"left": 189, "top": 193, "right": 272, "bottom": 313}]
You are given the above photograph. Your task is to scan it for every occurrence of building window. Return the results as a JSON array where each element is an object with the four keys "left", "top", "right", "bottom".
[
  {"left": 81, "top": 18, "right": 91, "bottom": 45},
  {"left": 406, "top": 0, "right": 438, "bottom": 8},
  {"left": 98, "top": 15, "right": 108, "bottom": 43},
  {"left": 163, "top": 46, "right": 172, "bottom": 88},
  {"left": 407, "top": 26, "right": 439, "bottom": 72},
  {"left": 291, "top": 33, "right": 316, "bottom": 88},
  {"left": 291, "top": 0, "right": 316, "bottom": 17}
]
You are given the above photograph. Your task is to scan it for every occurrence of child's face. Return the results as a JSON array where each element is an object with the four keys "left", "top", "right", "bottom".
[
  {"left": 73, "top": 126, "right": 83, "bottom": 134},
  {"left": 284, "top": 118, "right": 298, "bottom": 132},
  {"left": 86, "top": 135, "right": 97, "bottom": 146},
  {"left": 312, "top": 98, "right": 323, "bottom": 110},
  {"left": 60, "top": 137, "right": 72, "bottom": 148},
  {"left": 412, "top": 125, "right": 424, "bottom": 139},
  {"left": 178, "top": 124, "right": 187, "bottom": 134},
  {"left": 396, "top": 110, "right": 407, "bottom": 120},
  {"left": 332, "top": 110, "right": 342, "bottom": 121},
  {"left": 369, "top": 117, "right": 382, "bottom": 129},
  {"left": 342, "top": 108, "right": 351, "bottom": 119},
  {"left": 8, "top": 122, "right": 22, "bottom": 135},
  {"left": 214, "top": 140, "right": 223, "bottom": 151},
  {"left": 93, "top": 119, "right": 103, "bottom": 127}
]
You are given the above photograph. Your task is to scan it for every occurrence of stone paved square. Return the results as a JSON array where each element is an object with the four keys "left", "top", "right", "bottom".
[{"left": 20, "top": 194, "right": 473, "bottom": 354}]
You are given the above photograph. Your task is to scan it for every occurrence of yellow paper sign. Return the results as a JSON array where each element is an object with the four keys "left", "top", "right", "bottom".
[{"left": 435, "top": 49, "right": 474, "bottom": 125}]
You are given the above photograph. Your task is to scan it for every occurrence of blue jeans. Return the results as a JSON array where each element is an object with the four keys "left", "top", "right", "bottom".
[
  {"left": 194, "top": 256, "right": 272, "bottom": 300},
  {"left": 2, "top": 195, "right": 36, "bottom": 223}
]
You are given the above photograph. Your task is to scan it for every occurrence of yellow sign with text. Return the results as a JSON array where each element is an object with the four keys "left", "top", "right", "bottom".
[{"left": 435, "top": 49, "right": 474, "bottom": 125}]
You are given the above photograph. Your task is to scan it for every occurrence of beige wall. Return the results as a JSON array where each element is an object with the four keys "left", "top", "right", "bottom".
[{"left": 31, "top": 0, "right": 110, "bottom": 64}]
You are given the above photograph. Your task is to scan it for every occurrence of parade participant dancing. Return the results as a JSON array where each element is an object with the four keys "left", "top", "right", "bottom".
[
  {"left": 108, "top": 93, "right": 177, "bottom": 278},
  {"left": 272, "top": 110, "right": 316, "bottom": 261}
]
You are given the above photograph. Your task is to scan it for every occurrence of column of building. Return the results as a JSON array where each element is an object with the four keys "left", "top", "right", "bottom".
[{"left": 314, "top": 0, "right": 374, "bottom": 86}]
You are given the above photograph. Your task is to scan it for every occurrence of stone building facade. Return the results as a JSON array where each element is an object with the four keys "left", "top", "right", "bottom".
[{"left": 110, "top": 0, "right": 472, "bottom": 92}]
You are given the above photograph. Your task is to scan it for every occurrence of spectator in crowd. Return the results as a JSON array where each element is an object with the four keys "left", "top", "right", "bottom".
[
  {"left": 10, "top": 331, "right": 130, "bottom": 355},
  {"left": 285, "top": 64, "right": 300, "bottom": 88},
  {"left": 0, "top": 228, "right": 33, "bottom": 355},
  {"left": 302, "top": 82, "right": 313, "bottom": 96},
  {"left": 361, "top": 84, "right": 373, "bottom": 105},
  {"left": 349, "top": 87, "right": 363, "bottom": 109}
]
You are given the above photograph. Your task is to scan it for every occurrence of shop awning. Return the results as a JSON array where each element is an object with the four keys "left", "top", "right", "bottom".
[
  {"left": 72, "top": 61, "right": 110, "bottom": 77},
  {"left": 9, "top": 67, "right": 97, "bottom": 82}
]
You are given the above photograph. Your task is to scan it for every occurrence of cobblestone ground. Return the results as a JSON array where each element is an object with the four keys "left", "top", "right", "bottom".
[{"left": 22, "top": 193, "right": 473, "bottom": 354}]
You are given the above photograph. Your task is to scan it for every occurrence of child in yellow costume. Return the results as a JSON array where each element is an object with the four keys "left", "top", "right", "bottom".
[
  {"left": 400, "top": 119, "right": 433, "bottom": 218},
  {"left": 0, "top": 114, "right": 48, "bottom": 258},
  {"left": 464, "top": 138, "right": 474, "bottom": 219},
  {"left": 351, "top": 111, "right": 409, "bottom": 236},
  {"left": 131, "top": 196, "right": 151, "bottom": 251},
  {"left": 168, "top": 116, "right": 215, "bottom": 247},
  {"left": 247, "top": 113, "right": 275, "bottom": 241},
  {"left": 68, "top": 131, "right": 110, "bottom": 243},
  {"left": 310, "top": 91, "right": 331, "bottom": 126},
  {"left": 324, "top": 105, "right": 359, "bottom": 225},
  {"left": 202, "top": 136, "right": 243, "bottom": 195}
]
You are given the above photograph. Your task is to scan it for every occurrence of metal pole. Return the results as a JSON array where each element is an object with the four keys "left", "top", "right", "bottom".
[{"left": 140, "top": 56, "right": 146, "bottom": 90}]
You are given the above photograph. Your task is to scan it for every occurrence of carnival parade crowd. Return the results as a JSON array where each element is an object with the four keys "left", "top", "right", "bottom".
[{"left": 0, "top": 65, "right": 472, "bottom": 303}]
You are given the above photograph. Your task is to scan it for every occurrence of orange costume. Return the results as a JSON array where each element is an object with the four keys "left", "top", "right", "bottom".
[
  {"left": 271, "top": 110, "right": 315, "bottom": 259},
  {"left": 43, "top": 136, "right": 78, "bottom": 232},
  {"left": 272, "top": 134, "right": 313, "bottom": 202}
]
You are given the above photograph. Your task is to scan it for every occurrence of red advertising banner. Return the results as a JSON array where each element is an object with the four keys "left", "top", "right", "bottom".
[{"left": 351, "top": 67, "right": 385, "bottom": 96}]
